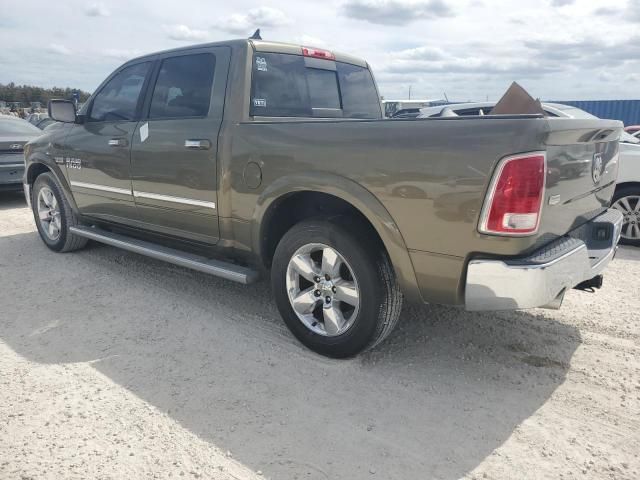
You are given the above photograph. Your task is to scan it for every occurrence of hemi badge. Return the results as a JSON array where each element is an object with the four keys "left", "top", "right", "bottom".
[{"left": 548, "top": 194, "right": 561, "bottom": 206}]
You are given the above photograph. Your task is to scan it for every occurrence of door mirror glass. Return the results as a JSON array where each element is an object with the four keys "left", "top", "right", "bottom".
[{"left": 48, "top": 99, "right": 77, "bottom": 123}]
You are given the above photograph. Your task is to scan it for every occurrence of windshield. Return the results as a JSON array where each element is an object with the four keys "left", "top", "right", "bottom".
[{"left": 0, "top": 117, "right": 42, "bottom": 135}]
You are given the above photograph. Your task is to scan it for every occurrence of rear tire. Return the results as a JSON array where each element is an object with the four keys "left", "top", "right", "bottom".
[
  {"left": 271, "top": 218, "right": 403, "bottom": 358},
  {"left": 612, "top": 186, "right": 640, "bottom": 246},
  {"left": 31, "top": 172, "right": 88, "bottom": 252}
]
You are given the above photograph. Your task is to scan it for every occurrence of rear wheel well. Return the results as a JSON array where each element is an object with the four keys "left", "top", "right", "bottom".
[{"left": 260, "top": 191, "right": 385, "bottom": 268}]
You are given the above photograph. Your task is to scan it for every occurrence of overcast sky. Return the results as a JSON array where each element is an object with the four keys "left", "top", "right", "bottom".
[{"left": 1, "top": 0, "right": 638, "bottom": 101}]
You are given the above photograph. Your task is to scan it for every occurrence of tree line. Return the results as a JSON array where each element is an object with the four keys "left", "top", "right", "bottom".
[{"left": 0, "top": 83, "right": 91, "bottom": 106}]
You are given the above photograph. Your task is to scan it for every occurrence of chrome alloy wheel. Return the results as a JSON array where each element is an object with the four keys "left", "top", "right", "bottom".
[
  {"left": 285, "top": 243, "right": 360, "bottom": 337},
  {"left": 613, "top": 195, "right": 640, "bottom": 241},
  {"left": 37, "top": 186, "right": 62, "bottom": 241}
]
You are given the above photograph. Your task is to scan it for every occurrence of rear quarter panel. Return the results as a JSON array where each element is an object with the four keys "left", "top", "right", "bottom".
[{"left": 225, "top": 116, "right": 621, "bottom": 304}]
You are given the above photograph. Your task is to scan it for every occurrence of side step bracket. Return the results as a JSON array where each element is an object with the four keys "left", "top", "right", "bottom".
[{"left": 69, "top": 226, "right": 260, "bottom": 284}]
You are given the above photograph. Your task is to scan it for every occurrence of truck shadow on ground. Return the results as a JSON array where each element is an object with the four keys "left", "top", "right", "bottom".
[
  {"left": 0, "top": 231, "right": 581, "bottom": 480},
  {"left": 0, "top": 190, "right": 26, "bottom": 210}
]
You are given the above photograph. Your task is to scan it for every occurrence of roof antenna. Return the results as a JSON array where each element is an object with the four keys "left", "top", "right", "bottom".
[{"left": 249, "top": 29, "right": 261, "bottom": 40}]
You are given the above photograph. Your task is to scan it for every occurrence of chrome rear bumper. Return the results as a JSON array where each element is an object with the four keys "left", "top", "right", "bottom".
[{"left": 465, "top": 209, "right": 623, "bottom": 311}]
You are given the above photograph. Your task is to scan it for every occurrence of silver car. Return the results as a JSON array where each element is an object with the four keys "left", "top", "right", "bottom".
[{"left": 0, "top": 116, "right": 42, "bottom": 191}]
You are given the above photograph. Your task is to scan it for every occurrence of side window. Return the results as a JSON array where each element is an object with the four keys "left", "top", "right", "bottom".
[
  {"left": 336, "top": 63, "right": 381, "bottom": 119},
  {"left": 89, "top": 62, "right": 150, "bottom": 122},
  {"left": 149, "top": 53, "right": 216, "bottom": 119},
  {"left": 250, "top": 53, "right": 311, "bottom": 117}
]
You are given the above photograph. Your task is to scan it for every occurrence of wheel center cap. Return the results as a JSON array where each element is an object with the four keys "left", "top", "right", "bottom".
[{"left": 319, "top": 280, "right": 334, "bottom": 296}]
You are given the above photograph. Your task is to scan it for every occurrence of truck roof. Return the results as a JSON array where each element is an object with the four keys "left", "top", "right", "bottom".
[{"left": 125, "top": 39, "right": 369, "bottom": 68}]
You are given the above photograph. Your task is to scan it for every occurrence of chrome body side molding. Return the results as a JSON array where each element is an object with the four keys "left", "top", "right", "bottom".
[{"left": 133, "top": 190, "right": 216, "bottom": 210}]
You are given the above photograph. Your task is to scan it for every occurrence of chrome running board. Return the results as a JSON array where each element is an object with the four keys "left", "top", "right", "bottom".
[{"left": 69, "top": 225, "right": 259, "bottom": 284}]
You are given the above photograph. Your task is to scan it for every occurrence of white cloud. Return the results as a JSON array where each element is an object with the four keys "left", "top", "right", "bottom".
[
  {"left": 101, "top": 48, "right": 142, "bottom": 60},
  {"left": 165, "top": 24, "right": 209, "bottom": 41},
  {"left": 342, "top": 0, "right": 454, "bottom": 26},
  {"left": 47, "top": 43, "right": 72, "bottom": 55},
  {"left": 393, "top": 46, "right": 446, "bottom": 61},
  {"left": 2, "top": 0, "right": 640, "bottom": 102},
  {"left": 85, "top": 3, "right": 110, "bottom": 17},
  {"left": 295, "top": 35, "right": 328, "bottom": 48},
  {"left": 215, "top": 7, "right": 291, "bottom": 35}
]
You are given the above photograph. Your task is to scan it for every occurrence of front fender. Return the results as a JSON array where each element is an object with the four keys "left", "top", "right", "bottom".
[
  {"left": 25, "top": 153, "right": 78, "bottom": 213},
  {"left": 251, "top": 172, "right": 422, "bottom": 303}
]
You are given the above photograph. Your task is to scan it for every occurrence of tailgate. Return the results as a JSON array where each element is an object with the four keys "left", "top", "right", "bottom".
[{"left": 540, "top": 118, "right": 622, "bottom": 237}]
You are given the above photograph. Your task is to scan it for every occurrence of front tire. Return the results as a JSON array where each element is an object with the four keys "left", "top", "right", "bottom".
[
  {"left": 31, "top": 172, "right": 88, "bottom": 252},
  {"left": 271, "top": 219, "right": 403, "bottom": 358},
  {"left": 612, "top": 186, "right": 640, "bottom": 246}
]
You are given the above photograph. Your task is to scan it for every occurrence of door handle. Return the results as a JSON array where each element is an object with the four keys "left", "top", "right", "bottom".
[
  {"left": 108, "top": 138, "right": 128, "bottom": 147},
  {"left": 184, "top": 139, "right": 211, "bottom": 150}
]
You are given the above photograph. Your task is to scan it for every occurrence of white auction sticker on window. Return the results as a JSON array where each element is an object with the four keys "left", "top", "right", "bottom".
[
  {"left": 140, "top": 122, "right": 149, "bottom": 142},
  {"left": 253, "top": 98, "right": 267, "bottom": 107},
  {"left": 256, "top": 57, "right": 268, "bottom": 71}
]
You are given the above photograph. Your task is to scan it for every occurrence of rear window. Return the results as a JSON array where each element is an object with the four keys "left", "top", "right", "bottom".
[{"left": 250, "top": 52, "right": 381, "bottom": 119}]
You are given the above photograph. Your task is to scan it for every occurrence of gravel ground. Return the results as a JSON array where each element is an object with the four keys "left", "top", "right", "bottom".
[{"left": 1, "top": 190, "right": 638, "bottom": 480}]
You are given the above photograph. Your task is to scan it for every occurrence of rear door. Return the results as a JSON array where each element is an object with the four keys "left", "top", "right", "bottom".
[
  {"left": 129, "top": 47, "right": 229, "bottom": 244},
  {"left": 65, "top": 61, "right": 152, "bottom": 222}
]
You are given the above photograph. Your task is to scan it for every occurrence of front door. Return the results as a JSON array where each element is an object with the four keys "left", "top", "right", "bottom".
[
  {"left": 65, "top": 61, "right": 152, "bottom": 223},
  {"left": 130, "top": 47, "right": 230, "bottom": 244}
]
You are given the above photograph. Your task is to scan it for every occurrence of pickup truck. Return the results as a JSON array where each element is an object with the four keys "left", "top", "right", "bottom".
[{"left": 24, "top": 38, "right": 624, "bottom": 358}]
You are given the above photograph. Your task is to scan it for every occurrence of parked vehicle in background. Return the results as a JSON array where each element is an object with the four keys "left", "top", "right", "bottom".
[
  {"left": 0, "top": 116, "right": 41, "bottom": 191},
  {"left": 390, "top": 108, "right": 421, "bottom": 118},
  {"left": 624, "top": 125, "right": 640, "bottom": 135},
  {"left": 418, "top": 101, "right": 601, "bottom": 119},
  {"left": 419, "top": 102, "right": 640, "bottom": 246},
  {"left": 614, "top": 133, "right": 640, "bottom": 246},
  {"left": 24, "top": 39, "right": 624, "bottom": 357},
  {"left": 26, "top": 112, "right": 56, "bottom": 130},
  {"left": 26, "top": 112, "right": 47, "bottom": 125},
  {"left": 34, "top": 117, "right": 56, "bottom": 129},
  {"left": 382, "top": 99, "right": 441, "bottom": 118}
]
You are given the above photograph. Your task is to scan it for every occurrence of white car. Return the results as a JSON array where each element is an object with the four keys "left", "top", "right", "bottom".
[{"left": 419, "top": 103, "right": 640, "bottom": 245}]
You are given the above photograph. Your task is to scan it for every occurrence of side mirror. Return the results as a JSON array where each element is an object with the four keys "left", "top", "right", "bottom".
[{"left": 48, "top": 99, "right": 77, "bottom": 123}]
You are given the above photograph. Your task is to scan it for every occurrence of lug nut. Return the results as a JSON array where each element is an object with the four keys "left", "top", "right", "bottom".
[
  {"left": 314, "top": 276, "right": 321, "bottom": 283},
  {"left": 314, "top": 290, "right": 321, "bottom": 297},
  {"left": 332, "top": 286, "right": 337, "bottom": 293},
  {"left": 325, "top": 296, "right": 331, "bottom": 304}
]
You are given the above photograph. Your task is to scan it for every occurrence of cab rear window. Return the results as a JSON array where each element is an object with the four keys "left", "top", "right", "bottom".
[{"left": 250, "top": 52, "right": 381, "bottom": 119}]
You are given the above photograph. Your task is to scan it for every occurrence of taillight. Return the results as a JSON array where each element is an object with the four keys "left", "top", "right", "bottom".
[
  {"left": 301, "top": 46, "right": 335, "bottom": 60},
  {"left": 479, "top": 152, "right": 546, "bottom": 235}
]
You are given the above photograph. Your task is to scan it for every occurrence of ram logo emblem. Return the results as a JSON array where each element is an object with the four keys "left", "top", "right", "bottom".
[{"left": 592, "top": 153, "right": 603, "bottom": 184}]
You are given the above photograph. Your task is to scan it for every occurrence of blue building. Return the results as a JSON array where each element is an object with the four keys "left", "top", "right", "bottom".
[{"left": 550, "top": 100, "right": 640, "bottom": 127}]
